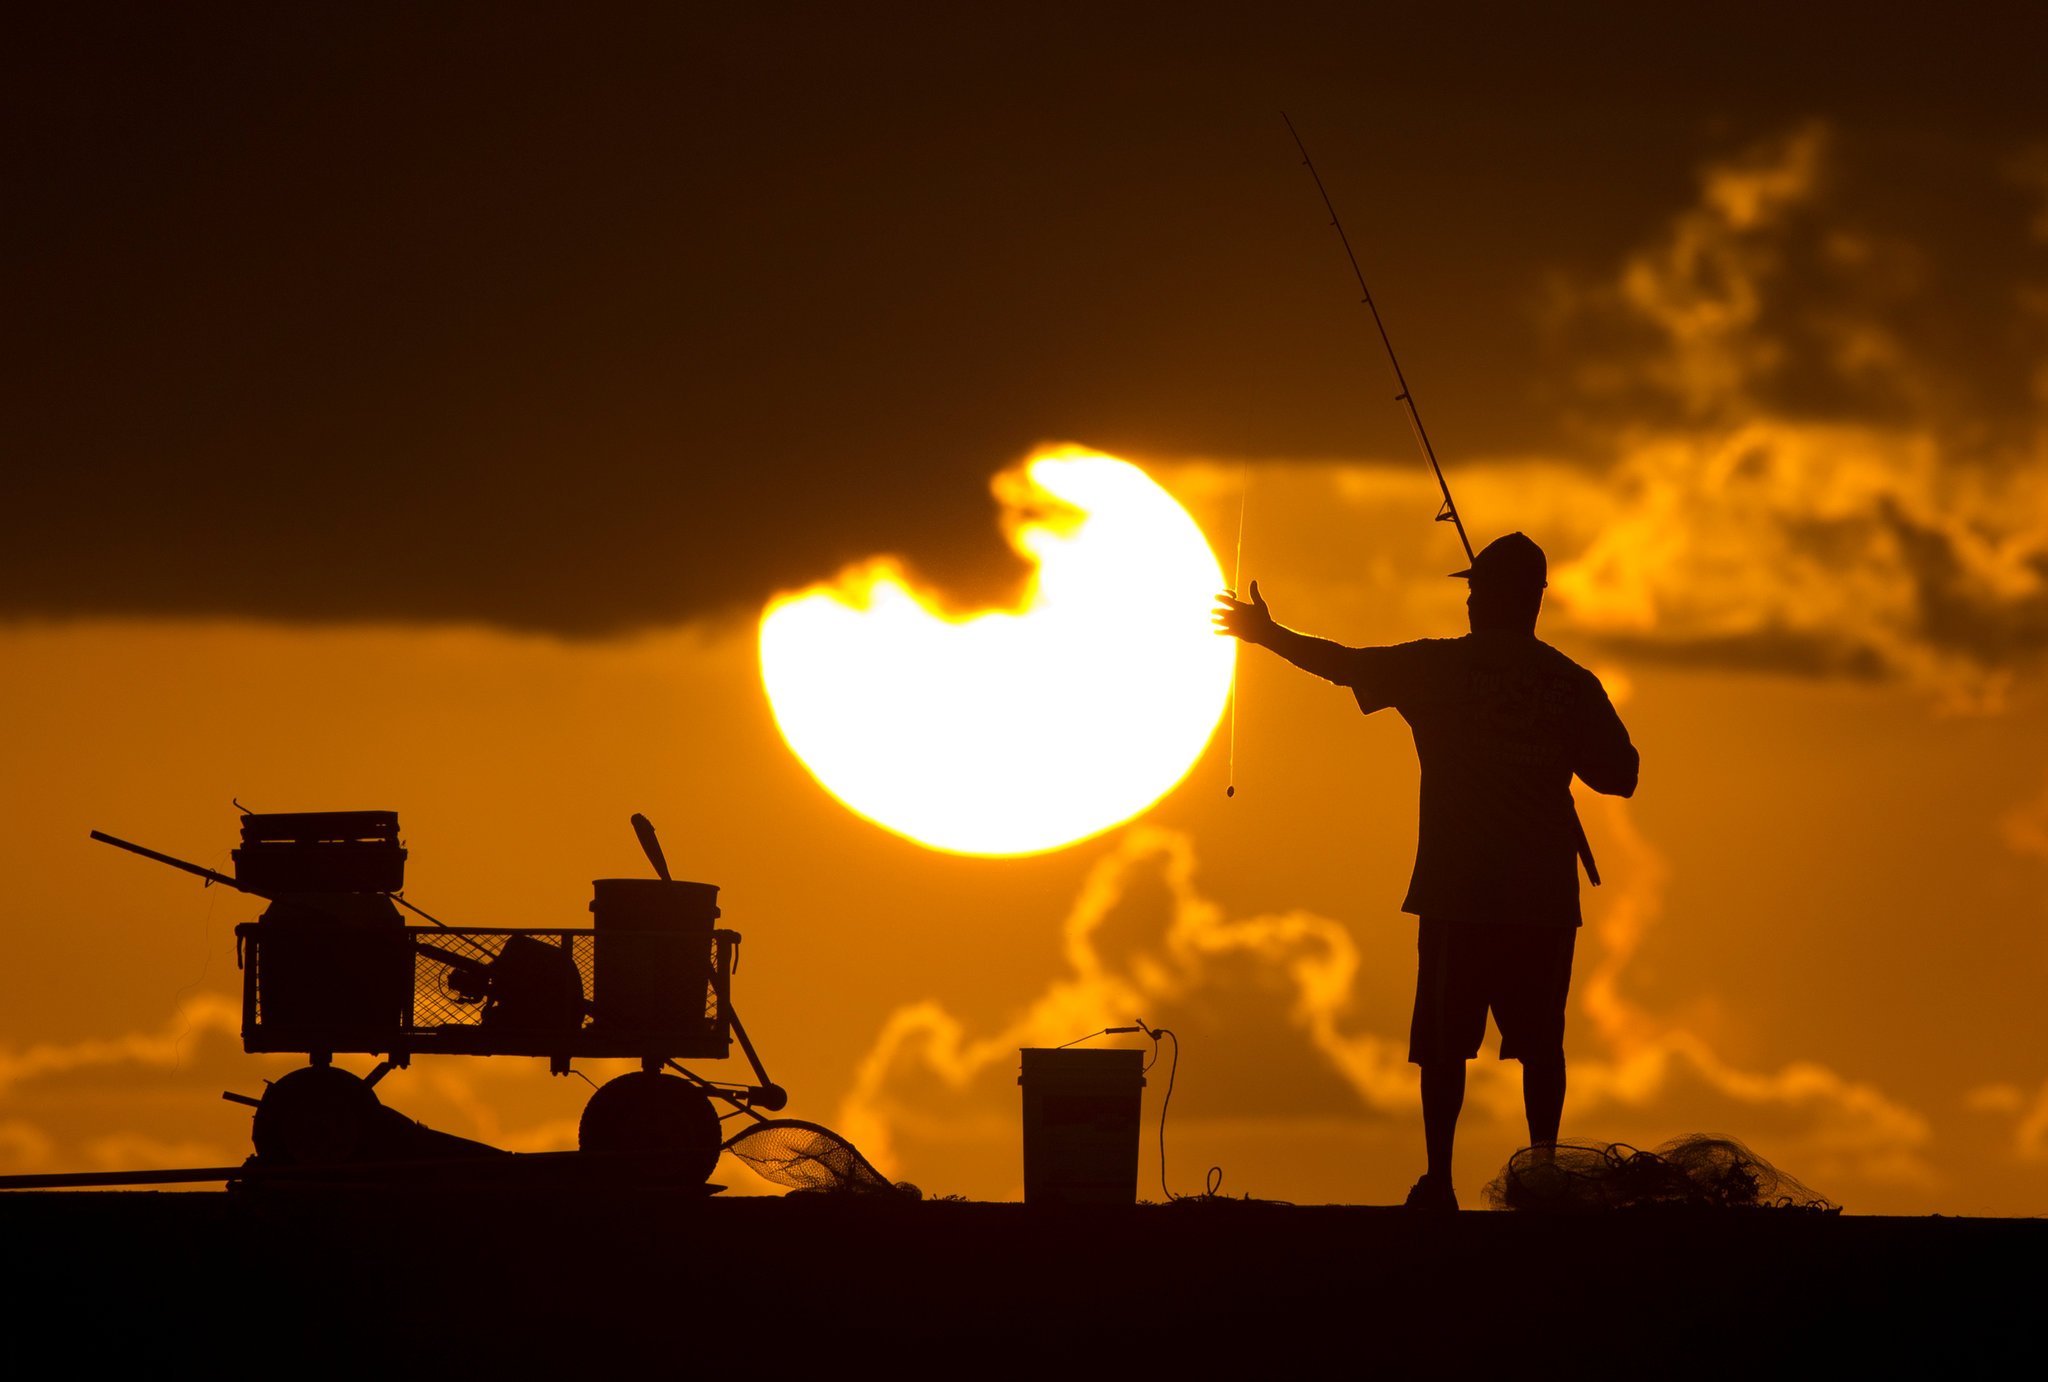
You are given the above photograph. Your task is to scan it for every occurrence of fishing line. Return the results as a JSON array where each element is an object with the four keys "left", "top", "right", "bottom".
[{"left": 1226, "top": 465, "right": 1247, "bottom": 799}]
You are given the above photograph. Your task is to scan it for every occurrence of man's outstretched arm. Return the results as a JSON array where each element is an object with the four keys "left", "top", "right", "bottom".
[{"left": 1212, "top": 581, "right": 1363, "bottom": 684}]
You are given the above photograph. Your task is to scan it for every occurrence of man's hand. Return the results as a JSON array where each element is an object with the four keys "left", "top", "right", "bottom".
[
  {"left": 1212, "top": 580, "right": 1276, "bottom": 646},
  {"left": 1212, "top": 582, "right": 1361, "bottom": 683}
]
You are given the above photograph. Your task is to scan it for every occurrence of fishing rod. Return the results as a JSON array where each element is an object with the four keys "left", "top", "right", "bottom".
[
  {"left": 1281, "top": 112, "right": 1474, "bottom": 566},
  {"left": 1275, "top": 116, "right": 1600, "bottom": 885}
]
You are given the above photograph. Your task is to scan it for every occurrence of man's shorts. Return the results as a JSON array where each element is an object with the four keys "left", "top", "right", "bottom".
[{"left": 1408, "top": 916, "right": 1576, "bottom": 1065}]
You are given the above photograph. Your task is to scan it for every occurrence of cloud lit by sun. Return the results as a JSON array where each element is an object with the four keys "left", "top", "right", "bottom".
[{"left": 758, "top": 447, "right": 1234, "bottom": 856}]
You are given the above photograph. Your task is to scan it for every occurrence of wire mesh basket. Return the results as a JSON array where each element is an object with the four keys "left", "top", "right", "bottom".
[{"left": 238, "top": 922, "right": 735, "bottom": 1062}]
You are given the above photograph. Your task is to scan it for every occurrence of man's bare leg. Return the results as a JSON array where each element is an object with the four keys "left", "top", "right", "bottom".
[
  {"left": 1522, "top": 1053, "right": 1566, "bottom": 1158},
  {"left": 1420, "top": 1060, "right": 1467, "bottom": 1182}
]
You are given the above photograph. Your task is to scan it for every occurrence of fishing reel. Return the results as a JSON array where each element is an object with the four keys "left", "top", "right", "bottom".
[{"left": 417, "top": 936, "right": 584, "bottom": 1035}]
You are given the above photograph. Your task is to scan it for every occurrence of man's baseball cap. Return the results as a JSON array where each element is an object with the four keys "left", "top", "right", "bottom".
[{"left": 1450, "top": 532, "right": 1547, "bottom": 588}]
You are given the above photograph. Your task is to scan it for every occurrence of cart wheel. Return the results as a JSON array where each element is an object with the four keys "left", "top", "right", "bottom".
[
  {"left": 252, "top": 1065, "right": 383, "bottom": 1166},
  {"left": 578, "top": 1071, "right": 721, "bottom": 1184}
]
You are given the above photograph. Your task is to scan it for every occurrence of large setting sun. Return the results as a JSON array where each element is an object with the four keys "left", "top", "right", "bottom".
[{"left": 758, "top": 447, "right": 1234, "bottom": 855}]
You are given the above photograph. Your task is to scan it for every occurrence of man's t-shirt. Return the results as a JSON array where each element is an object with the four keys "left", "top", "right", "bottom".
[{"left": 1337, "top": 632, "right": 1637, "bottom": 928}]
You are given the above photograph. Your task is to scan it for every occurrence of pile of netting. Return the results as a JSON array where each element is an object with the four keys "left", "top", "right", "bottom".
[
  {"left": 721, "top": 1119, "right": 921, "bottom": 1199},
  {"left": 1484, "top": 1135, "right": 1839, "bottom": 1213}
]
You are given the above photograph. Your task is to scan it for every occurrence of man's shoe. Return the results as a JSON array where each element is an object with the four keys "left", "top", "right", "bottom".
[{"left": 1404, "top": 1172, "right": 1459, "bottom": 1211}]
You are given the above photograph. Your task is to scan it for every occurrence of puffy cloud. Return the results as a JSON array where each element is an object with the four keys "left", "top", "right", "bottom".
[
  {"left": 1533, "top": 123, "right": 2048, "bottom": 704},
  {"left": 0, "top": 995, "right": 264, "bottom": 1176},
  {"left": 1610, "top": 122, "right": 1831, "bottom": 416},
  {"left": 1551, "top": 422, "right": 2048, "bottom": 705},
  {"left": 1567, "top": 796, "right": 1933, "bottom": 1189},
  {"left": 838, "top": 826, "right": 1416, "bottom": 1180},
  {"left": 0, "top": 992, "right": 242, "bottom": 1099},
  {"left": 1967, "top": 1080, "right": 2048, "bottom": 1163},
  {"left": 2015, "top": 1086, "right": 2048, "bottom": 1162}
]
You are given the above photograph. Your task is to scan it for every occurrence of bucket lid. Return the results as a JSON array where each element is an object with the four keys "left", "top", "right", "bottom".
[
  {"left": 588, "top": 877, "right": 721, "bottom": 922},
  {"left": 1018, "top": 1047, "right": 1147, "bottom": 1085}
]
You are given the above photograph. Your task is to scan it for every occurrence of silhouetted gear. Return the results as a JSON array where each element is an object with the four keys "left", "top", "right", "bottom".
[
  {"left": 251, "top": 1065, "right": 383, "bottom": 1166},
  {"left": 721, "top": 1118, "right": 918, "bottom": 1197},
  {"left": 578, "top": 1071, "right": 721, "bottom": 1184},
  {"left": 1484, "top": 1136, "right": 1839, "bottom": 1212}
]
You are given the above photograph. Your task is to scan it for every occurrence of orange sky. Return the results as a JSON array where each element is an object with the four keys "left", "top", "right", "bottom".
[{"left": 5, "top": 7, "right": 2047, "bottom": 1213}]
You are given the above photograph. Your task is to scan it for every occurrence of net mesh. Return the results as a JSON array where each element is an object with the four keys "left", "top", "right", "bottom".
[
  {"left": 721, "top": 1119, "right": 921, "bottom": 1199},
  {"left": 1484, "top": 1135, "right": 1840, "bottom": 1213}
]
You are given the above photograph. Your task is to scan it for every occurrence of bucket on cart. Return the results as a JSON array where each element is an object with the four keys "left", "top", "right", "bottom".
[
  {"left": 1018, "top": 1047, "right": 1146, "bottom": 1205},
  {"left": 588, "top": 879, "right": 720, "bottom": 1045},
  {"left": 245, "top": 894, "right": 410, "bottom": 1050}
]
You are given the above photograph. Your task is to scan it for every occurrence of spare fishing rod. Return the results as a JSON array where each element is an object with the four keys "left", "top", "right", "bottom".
[{"left": 1281, "top": 112, "right": 1474, "bottom": 566}]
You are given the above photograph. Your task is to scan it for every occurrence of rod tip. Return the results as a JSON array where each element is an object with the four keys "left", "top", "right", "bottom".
[{"left": 1225, "top": 785, "right": 1236, "bottom": 799}]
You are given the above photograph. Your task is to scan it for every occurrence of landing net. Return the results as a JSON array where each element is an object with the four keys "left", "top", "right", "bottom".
[{"left": 722, "top": 1119, "right": 920, "bottom": 1198}]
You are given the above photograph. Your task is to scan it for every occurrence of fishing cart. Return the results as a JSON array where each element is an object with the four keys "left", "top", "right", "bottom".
[{"left": 92, "top": 810, "right": 784, "bottom": 1184}]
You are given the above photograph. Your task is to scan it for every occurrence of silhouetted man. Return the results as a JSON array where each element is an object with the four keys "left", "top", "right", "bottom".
[{"left": 1213, "top": 533, "right": 1637, "bottom": 1210}]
